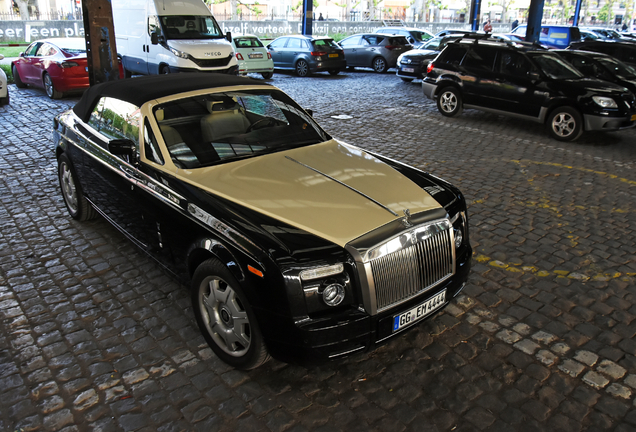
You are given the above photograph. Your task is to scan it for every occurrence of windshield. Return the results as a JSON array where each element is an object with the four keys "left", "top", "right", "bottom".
[
  {"left": 412, "top": 31, "right": 433, "bottom": 42},
  {"left": 159, "top": 15, "right": 224, "bottom": 40},
  {"left": 529, "top": 53, "right": 583, "bottom": 79},
  {"left": 154, "top": 90, "right": 331, "bottom": 169},
  {"left": 596, "top": 56, "right": 636, "bottom": 79}
]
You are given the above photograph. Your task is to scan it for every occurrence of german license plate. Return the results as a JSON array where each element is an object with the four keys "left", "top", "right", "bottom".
[
  {"left": 403, "top": 67, "right": 415, "bottom": 73},
  {"left": 248, "top": 53, "right": 263, "bottom": 59},
  {"left": 393, "top": 290, "right": 446, "bottom": 332},
  {"left": 631, "top": 114, "right": 636, "bottom": 121},
  {"left": 329, "top": 53, "right": 339, "bottom": 58}
]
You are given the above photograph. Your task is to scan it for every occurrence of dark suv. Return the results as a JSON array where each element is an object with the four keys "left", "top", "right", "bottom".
[{"left": 422, "top": 37, "right": 636, "bottom": 141}]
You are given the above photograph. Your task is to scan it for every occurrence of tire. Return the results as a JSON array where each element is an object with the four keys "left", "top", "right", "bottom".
[
  {"left": 13, "top": 65, "right": 26, "bottom": 88},
  {"left": 192, "top": 258, "right": 269, "bottom": 370},
  {"left": 261, "top": 72, "right": 273, "bottom": 79},
  {"left": 160, "top": 64, "right": 171, "bottom": 74},
  {"left": 58, "top": 153, "right": 97, "bottom": 221},
  {"left": 124, "top": 67, "right": 132, "bottom": 78},
  {"left": 437, "top": 87, "right": 463, "bottom": 117},
  {"left": 295, "top": 59, "right": 310, "bottom": 77},
  {"left": 328, "top": 69, "right": 340, "bottom": 76},
  {"left": 0, "top": 92, "right": 8, "bottom": 106},
  {"left": 546, "top": 106, "right": 583, "bottom": 141},
  {"left": 44, "top": 73, "right": 63, "bottom": 99},
  {"left": 372, "top": 57, "right": 388, "bottom": 73},
  {"left": 401, "top": 77, "right": 414, "bottom": 83}
]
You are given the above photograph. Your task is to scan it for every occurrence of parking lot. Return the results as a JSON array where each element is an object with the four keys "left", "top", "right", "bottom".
[{"left": 1, "top": 69, "right": 636, "bottom": 432}]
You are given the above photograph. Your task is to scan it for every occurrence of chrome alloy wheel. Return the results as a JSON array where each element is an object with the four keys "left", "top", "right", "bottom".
[
  {"left": 550, "top": 112, "right": 576, "bottom": 138},
  {"left": 199, "top": 276, "right": 251, "bottom": 357},
  {"left": 44, "top": 74, "right": 55, "bottom": 98},
  {"left": 60, "top": 161, "right": 79, "bottom": 213},
  {"left": 440, "top": 91, "right": 458, "bottom": 114}
]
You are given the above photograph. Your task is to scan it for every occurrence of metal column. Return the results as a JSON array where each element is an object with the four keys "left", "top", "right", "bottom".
[
  {"left": 525, "top": 0, "right": 546, "bottom": 44},
  {"left": 302, "top": 0, "right": 313, "bottom": 36},
  {"left": 82, "top": 0, "right": 120, "bottom": 86},
  {"left": 572, "top": 0, "right": 583, "bottom": 26},
  {"left": 470, "top": 0, "right": 481, "bottom": 32}
]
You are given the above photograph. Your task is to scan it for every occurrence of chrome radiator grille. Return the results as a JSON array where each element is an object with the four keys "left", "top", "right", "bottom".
[{"left": 370, "top": 223, "right": 454, "bottom": 313}]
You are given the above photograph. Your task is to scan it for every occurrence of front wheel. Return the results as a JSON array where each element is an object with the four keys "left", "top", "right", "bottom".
[
  {"left": 58, "top": 153, "right": 96, "bottom": 221},
  {"left": 295, "top": 59, "right": 310, "bottom": 77},
  {"left": 0, "top": 92, "right": 8, "bottom": 106},
  {"left": 546, "top": 106, "right": 583, "bottom": 141},
  {"left": 372, "top": 57, "right": 388, "bottom": 73},
  {"left": 192, "top": 258, "right": 269, "bottom": 370},
  {"left": 437, "top": 87, "right": 462, "bottom": 117},
  {"left": 13, "top": 65, "right": 26, "bottom": 88},
  {"left": 44, "top": 73, "right": 63, "bottom": 99},
  {"left": 160, "top": 64, "right": 171, "bottom": 74}
]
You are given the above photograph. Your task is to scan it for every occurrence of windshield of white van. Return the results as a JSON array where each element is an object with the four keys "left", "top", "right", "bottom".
[{"left": 160, "top": 15, "right": 224, "bottom": 40}]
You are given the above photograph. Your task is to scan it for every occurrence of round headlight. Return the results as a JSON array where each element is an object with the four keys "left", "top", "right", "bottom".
[
  {"left": 454, "top": 228, "right": 463, "bottom": 248},
  {"left": 322, "top": 284, "right": 345, "bottom": 306}
]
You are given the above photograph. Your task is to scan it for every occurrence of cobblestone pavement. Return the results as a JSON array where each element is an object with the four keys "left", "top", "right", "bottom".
[{"left": 1, "top": 69, "right": 636, "bottom": 432}]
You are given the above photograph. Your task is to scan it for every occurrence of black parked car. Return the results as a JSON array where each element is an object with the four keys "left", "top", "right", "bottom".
[
  {"left": 568, "top": 40, "right": 636, "bottom": 69},
  {"left": 339, "top": 33, "right": 411, "bottom": 73},
  {"left": 267, "top": 35, "right": 346, "bottom": 77},
  {"left": 555, "top": 50, "right": 636, "bottom": 94},
  {"left": 396, "top": 34, "right": 467, "bottom": 82},
  {"left": 422, "top": 38, "right": 636, "bottom": 141},
  {"left": 53, "top": 74, "right": 472, "bottom": 369}
]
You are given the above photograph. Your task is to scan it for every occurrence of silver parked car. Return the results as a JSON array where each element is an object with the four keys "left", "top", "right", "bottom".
[{"left": 339, "top": 33, "right": 411, "bottom": 73}]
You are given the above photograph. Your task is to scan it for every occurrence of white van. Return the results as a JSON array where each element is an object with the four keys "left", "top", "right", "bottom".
[{"left": 113, "top": 0, "right": 237, "bottom": 76}]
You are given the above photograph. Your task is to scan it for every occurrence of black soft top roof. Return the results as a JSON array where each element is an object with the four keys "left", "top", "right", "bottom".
[{"left": 73, "top": 74, "right": 267, "bottom": 122}]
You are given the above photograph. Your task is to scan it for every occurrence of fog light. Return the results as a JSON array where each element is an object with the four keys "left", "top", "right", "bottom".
[
  {"left": 322, "top": 283, "right": 345, "bottom": 306},
  {"left": 454, "top": 228, "right": 463, "bottom": 248}
]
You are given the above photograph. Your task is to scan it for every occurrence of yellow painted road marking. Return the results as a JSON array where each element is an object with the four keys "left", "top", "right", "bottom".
[{"left": 473, "top": 253, "right": 636, "bottom": 282}]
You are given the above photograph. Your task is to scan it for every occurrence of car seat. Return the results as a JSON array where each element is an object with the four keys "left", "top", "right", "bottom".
[{"left": 200, "top": 98, "right": 251, "bottom": 142}]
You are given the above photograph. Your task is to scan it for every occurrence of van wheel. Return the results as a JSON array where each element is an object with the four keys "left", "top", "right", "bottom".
[
  {"left": 124, "top": 67, "right": 132, "bottom": 78},
  {"left": 160, "top": 65, "right": 171, "bottom": 74},
  {"left": 437, "top": 87, "right": 462, "bottom": 117},
  {"left": 547, "top": 106, "right": 583, "bottom": 141},
  {"left": 295, "top": 60, "right": 310, "bottom": 77},
  {"left": 192, "top": 258, "right": 269, "bottom": 370}
]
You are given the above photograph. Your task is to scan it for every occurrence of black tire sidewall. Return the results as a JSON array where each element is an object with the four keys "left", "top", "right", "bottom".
[
  {"left": 547, "top": 106, "right": 583, "bottom": 141},
  {"left": 437, "top": 87, "right": 462, "bottom": 117},
  {"left": 13, "top": 65, "right": 26, "bottom": 88},
  {"left": 58, "top": 153, "right": 83, "bottom": 220},
  {"left": 191, "top": 258, "right": 268, "bottom": 370}
]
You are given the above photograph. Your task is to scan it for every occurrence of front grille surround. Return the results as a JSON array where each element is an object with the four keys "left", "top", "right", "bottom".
[{"left": 349, "top": 218, "right": 456, "bottom": 316}]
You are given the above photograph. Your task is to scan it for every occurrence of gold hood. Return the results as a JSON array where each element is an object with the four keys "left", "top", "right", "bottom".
[{"left": 178, "top": 140, "right": 442, "bottom": 247}]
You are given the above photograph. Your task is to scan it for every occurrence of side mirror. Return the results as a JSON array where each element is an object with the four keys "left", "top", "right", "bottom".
[
  {"left": 109, "top": 139, "right": 136, "bottom": 160},
  {"left": 151, "top": 32, "right": 159, "bottom": 45},
  {"left": 226, "top": 31, "right": 232, "bottom": 43},
  {"left": 528, "top": 71, "right": 541, "bottom": 81},
  {"left": 306, "top": 109, "right": 314, "bottom": 117},
  {"left": 19, "top": 52, "right": 25, "bottom": 57}
]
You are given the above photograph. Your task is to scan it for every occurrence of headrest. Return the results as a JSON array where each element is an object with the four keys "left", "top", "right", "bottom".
[{"left": 155, "top": 108, "right": 165, "bottom": 121}]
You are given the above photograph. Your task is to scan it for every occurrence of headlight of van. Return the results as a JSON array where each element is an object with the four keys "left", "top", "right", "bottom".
[
  {"left": 169, "top": 46, "right": 189, "bottom": 60},
  {"left": 592, "top": 96, "right": 618, "bottom": 108}
]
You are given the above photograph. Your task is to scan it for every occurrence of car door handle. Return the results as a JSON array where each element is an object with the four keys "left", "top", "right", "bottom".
[{"left": 121, "top": 166, "right": 140, "bottom": 181}]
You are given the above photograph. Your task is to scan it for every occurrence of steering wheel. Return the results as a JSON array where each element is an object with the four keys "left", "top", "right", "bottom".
[{"left": 247, "top": 117, "right": 278, "bottom": 132}]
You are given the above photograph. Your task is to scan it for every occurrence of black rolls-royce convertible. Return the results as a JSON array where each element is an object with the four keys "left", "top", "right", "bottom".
[{"left": 53, "top": 74, "right": 471, "bottom": 369}]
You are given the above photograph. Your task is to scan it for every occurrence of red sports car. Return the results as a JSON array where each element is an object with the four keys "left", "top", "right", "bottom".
[{"left": 12, "top": 38, "right": 122, "bottom": 99}]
